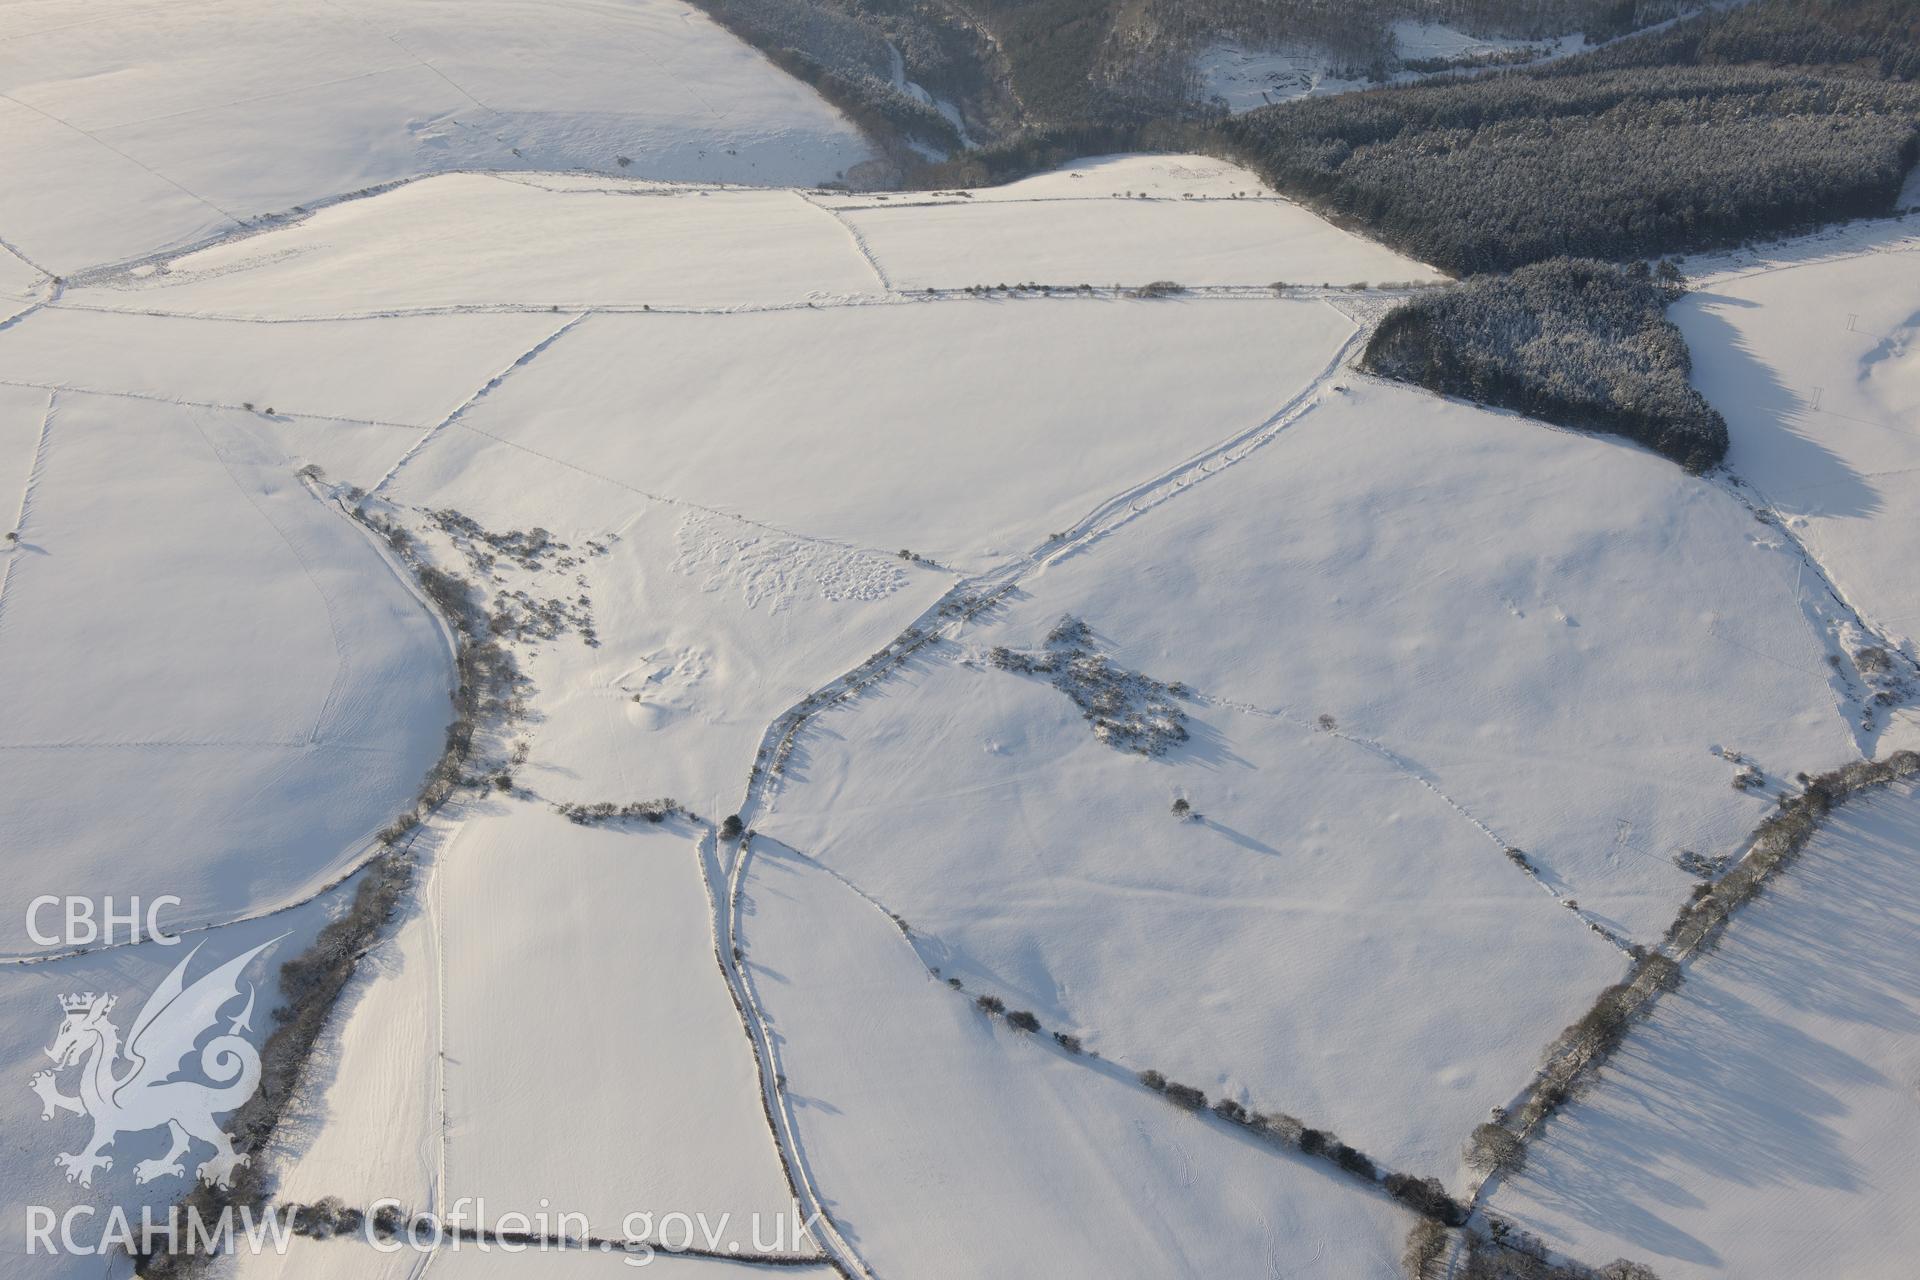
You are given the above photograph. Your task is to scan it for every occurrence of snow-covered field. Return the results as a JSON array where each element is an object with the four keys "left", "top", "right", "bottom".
[
  {"left": 434, "top": 806, "right": 798, "bottom": 1249},
  {"left": 0, "top": 2, "right": 1913, "bottom": 1270},
  {"left": 1679, "top": 220, "right": 1920, "bottom": 684},
  {"left": 912, "top": 381, "right": 1864, "bottom": 942},
  {"left": 0, "top": 307, "right": 573, "bottom": 427},
  {"left": 761, "top": 667, "right": 1626, "bottom": 1177},
  {"left": 1485, "top": 780, "right": 1920, "bottom": 1280},
  {"left": 382, "top": 298, "right": 1364, "bottom": 568},
  {"left": 756, "top": 377, "right": 1869, "bottom": 1185},
  {"left": 736, "top": 840, "right": 1418, "bottom": 1279},
  {"left": 0, "top": 392, "right": 450, "bottom": 954},
  {"left": 0, "top": 0, "right": 874, "bottom": 274},
  {"left": 0, "top": 885, "right": 345, "bottom": 1274},
  {"left": 63, "top": 175, "right": 883, "bottom": 318},
  {"left": 835, "top": 190, "right": 1442, "bottom": 289}
]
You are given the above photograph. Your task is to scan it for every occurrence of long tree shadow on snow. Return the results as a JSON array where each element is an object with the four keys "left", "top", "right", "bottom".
[
  {"left": 1500, "top": 786, "right": 1920, "bottom": 1268},
  {"left": 1679, "top": 292, "right": 1880, "bottom": 520}
]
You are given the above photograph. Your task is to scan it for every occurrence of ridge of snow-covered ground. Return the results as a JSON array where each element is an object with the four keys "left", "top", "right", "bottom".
[
  {"left": 756, "top": 375, "right": 1865, "bottom": 1179},
  {"left": 0, "top": 393, "right": 451, "bottom": 954},
  {"left": 0, "top": 0, "right": 876, "bottom": 275},
  {"left": 1677, "top": 217, "right": 1920, "bottom": 683},
  {"left": 0, "top": 9, "right": 1914, "bottom": 1261}
]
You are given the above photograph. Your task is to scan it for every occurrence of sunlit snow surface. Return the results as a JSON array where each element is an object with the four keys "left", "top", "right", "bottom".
[
  {"left": 1487, "top": 780, "right": 1920, "bottom": 1280},
  {"left": 0, "top": 0, "right": 876, "bottom": 273},
  {"left": 0, "top": 9, "right": 1912, "bottom": 1268}
]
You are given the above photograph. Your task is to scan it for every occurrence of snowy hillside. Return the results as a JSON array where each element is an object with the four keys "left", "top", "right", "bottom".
[
  {"left": 1, "top": 7, "right": 1915, "bottom": 1278},
  {"left": 0, "top": 394, "right": 451, "bottom": 954},
  {"left": 0, "top": 0, "right": 874, "bottom": 274},
  {"left": 1677, "top": 220, "right": 1920, "bottom": 675}
]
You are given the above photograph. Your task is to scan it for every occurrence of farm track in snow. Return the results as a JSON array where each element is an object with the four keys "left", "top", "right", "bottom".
[
  {"left": 41, "top": 281, "right": 1401, "bottom": 325},
  {"left": 728, "top": 307, "right": 1368, "bottom": 836},
  {"left": 1203, "top": 694, "right": 1637, "bottom": 955},
  {"left": 24, "top": 166, "right": 1908, "bottom": 1279},
  {"left": 688, "top": 310, "right": 1374, "bottom": 1279}
]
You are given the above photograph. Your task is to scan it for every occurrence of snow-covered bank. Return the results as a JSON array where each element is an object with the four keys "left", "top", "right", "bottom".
[
  {"left": 1678, "top": 220, "right": 1920, "bottom": 690},
  {"left": 0, "top": 0, "right": 875, "bottom": 274},
  {"left": 0, "top": 394, "right": 451, "bottom": 954}
]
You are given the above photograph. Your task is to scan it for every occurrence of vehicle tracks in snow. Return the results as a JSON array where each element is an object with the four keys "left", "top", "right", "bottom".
[
  {"left": 370, "top": 310, "right": 589, "bottom": 498},
  {"left": 731, "top": 308, "right": 1367, "bottom": 835},
  {"left": 795, "top": 191, "right": 892, "bottom": 291},
  {"left": 1712, "top": 469, "right": 1920, "bottom": 754},
  {"left": 1204, "top": 694, "right": 1636, "bottom": 957}
]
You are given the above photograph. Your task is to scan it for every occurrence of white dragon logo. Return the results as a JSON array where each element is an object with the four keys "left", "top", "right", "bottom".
[{"left": 28, "top": 937, "right": 280, "bottom": 1190}]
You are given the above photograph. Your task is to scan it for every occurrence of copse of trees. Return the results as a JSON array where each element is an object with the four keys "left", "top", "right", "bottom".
[
  {"left": 1362, "top": 258, "right": 1730, "bottom": 472},
  {"left": 693, "top": 0, "right": 1703, "bottom": 166},
  {"left": 1220, "top": 65, "right": 1919, "bottom": 274},
  {"left": 969, "top": 0, "right": 1697, "bottom": 126},
  {"left": 1566, "top": 0, "right": 1920, "bottom": 83}
]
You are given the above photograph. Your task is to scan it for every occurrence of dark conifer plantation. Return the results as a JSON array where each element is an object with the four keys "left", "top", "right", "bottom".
[
  {"left": 1221, "top": 67, "right": 1918, "bottom": 275},
  {"left": 1363, "top": 260, "right": 1730, "bottom": 472}
]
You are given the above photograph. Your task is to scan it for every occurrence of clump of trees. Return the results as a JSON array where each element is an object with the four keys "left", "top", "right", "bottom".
[
  {"left": 990, "top": 616, "right": 1192, "bottom": 756},
  {"left": 554, "top": 798, "right": 695, "bottom": 826},
  {"left": 1572, "top": 0, "right": 1920, "bottom": 83},
  {"left": 1462, "top": 749, "right": 1920, "bottom": 1205},
  {"left": 1221, "top": 52, "right": 1919, "bottom": 275},
  {"left": 1666, "top": 750, "right": 1919, "bottom": 953},
  {"left": 1385, "top": 1172, "right": 1470, "bottom": 1224},
  {"left": 1467, "top": 1120, "right": 1526, "bottom": 1173},
  {"left": 1363, "top": 258, "right": 1729, "bottom": 472},
  {"left": 969, "top": 990, "right": 1079, "bottom": 1044},
  {"left": 425, "top": 509, "right": 602, "bottom": 648},
  {"left": 286, "top": 1198, "right": 361, "bottom": 1239},
  {"left": 1163, "top": 1081, "right": 1209, "bottom": 1109}
]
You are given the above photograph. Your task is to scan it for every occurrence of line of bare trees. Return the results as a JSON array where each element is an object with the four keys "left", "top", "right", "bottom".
[{"left": 138, "top": 497, "right": 525, "bottom": 1276}]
